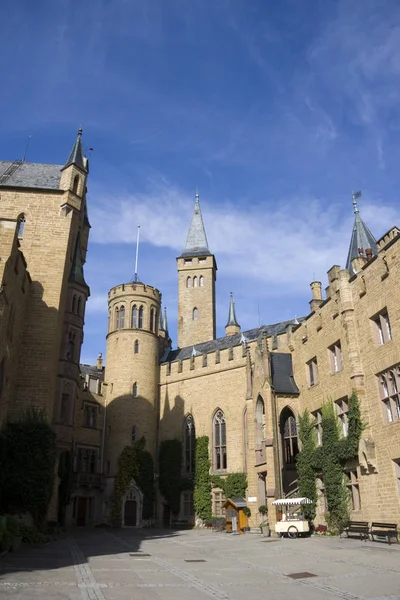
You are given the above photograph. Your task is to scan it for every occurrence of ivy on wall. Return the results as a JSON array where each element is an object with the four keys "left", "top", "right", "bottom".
[
  {"left": 211, "top": 473, "right": 248, "bottom": 500},
  {"left": 193, "top": 436, "right": 212, "bottom": 521},
  {"left": 296, "top": 391, "right": 364, "bottom": 531},
  {"left": 134, "top": 438, "right": 155, "bottom": 520},
  {"left": 0, "top": 408, "right": 56, "bottom": 529}
]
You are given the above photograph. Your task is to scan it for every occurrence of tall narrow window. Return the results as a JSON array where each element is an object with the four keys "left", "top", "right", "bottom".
[
  {"left": 150, "top": 308, "right": 155, "bottom": 332},
  {"left": 66, "top": 332, "right": 76, "bottom": 362},
  {"left": 133, "top": 383, "right": 138, "bottom": 398},
  {"left": 184, "top": 415, "right": 196, "bottom": 475},
  {"left": 312, "top": 409, "right": 323, "bottom": 446},
  {"left": 307, "top": 357, "right": 318, "bottom": 387},
  {"left": 255, "top": 396, "right": 265, "bottom": 445},
  {"left": 214, "top": 410, "right": 227, "bottom": 470},
  {"left": 335, "top": 397, "right": 349, "bottom": 436},
  {"left": 378, "top": 365, "right": 400, "bottom": 423},
  {"left": 132, "top": 305, "right": 138, "bottom": 328},
  {"left": 345, "top": 470, "right": 360, "bottom": 510},
  {"left": 72, "top": 175, "right": 79, "bottom": 194},
  {"left": 138, "top": 306, "right": 143, "bottom": 329},
  {"left": 17, "top": 214, "right": 25, "bottom": 239},
  {"left": 281, "top": 409, "right": 298, "bottom": 465},
  {"left": 193, "top": 307, "right": 198, "bottom": 320},
  {"left": 371, "top": 309, "right": 392, "bottom": 345},
  {"left": 119, "top": 306, "right": 125, "bottom": 328},
  {"left": 134, "top": 340, "right": 139, "bottom": 354},
  {"left": 77, "top": 296, "right": 82, "bottom": 316},
  {"left": 115, "top": 307, "right": 120, "bottom": 330},
  {"left": 393, "top": 459, "right": 400, "bottom": 495},
  {"left": 329, "top": 341, "right": 343, "bottom": 373},
  {"left": 60, "top": 392, "right": 70, "bottom": 423},
  {"left": 193, "top": 276, "right": 198, "bottom": 287},
  {"left": 199, "top": 276, "right": 204, "bottom": 287},
  {"left": 72, "top": 295, "right": 77, "bottom": 314},
  {"left": 187, "top": 277, "right": 191, "bottom": 288}
]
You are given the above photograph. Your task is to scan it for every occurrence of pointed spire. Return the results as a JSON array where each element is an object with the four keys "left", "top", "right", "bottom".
[
  {"left": 69, "top": 233, "right": 89, "bottom": 289},
  {"left": 63, "top": 127, "right": 85, "bottom": 171},
  {"left": 226, "top": 292, "right": 240, "bottom": 327},
  {"left": 181, "top": 191, "right": 211, "bottom": 257},
  {"left": 346, "top": 191, "right": 377, "bottom": 276},
  {"left": 159, "top": 307, "right": 164, "bottom": 331},
  {"left": 163, "top": 307, "right": 169, "bottom": 334}
]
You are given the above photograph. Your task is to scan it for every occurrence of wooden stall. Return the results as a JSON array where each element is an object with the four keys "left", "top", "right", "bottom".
[{"left": 222, "top": 497, "right": 248, "bottom": 534}]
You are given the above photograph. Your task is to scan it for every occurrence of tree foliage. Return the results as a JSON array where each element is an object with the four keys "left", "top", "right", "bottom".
[
  {"left": 193, "top": 436, "right": 212, "bottom": 520},
  {"left": 296, "top": 410, "right": 317, "bottom": 521},
  {"left": 211, "top": 472, "right": 248, "bottom": 500}
]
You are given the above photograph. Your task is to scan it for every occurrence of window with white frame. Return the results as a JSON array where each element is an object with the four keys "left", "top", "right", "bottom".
[
  {"left": 329, "top": 341, "right": 343, "bottom": 373},
  {"left": 88, "top": 377, "right": 98, "bottom": 394},
  {"left": 345, "top": 469, "right": 361, "bottom": 510},
  {"left": 312, "top": 409, "right": 322, "bottom": 446},
  {"left": 378, "top": 366, "right": 400, "bottom": 423},
  {"left": 371, "top": 308, "right": 392, "bottom": 345},
  {"left": 335, "top": 397, "right": 349, "bottom": 436},
  {"left": 307, "top": 357, "right": 318, "bottom": 387}
]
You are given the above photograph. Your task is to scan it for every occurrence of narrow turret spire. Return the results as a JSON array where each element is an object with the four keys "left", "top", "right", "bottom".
[
  {"left": 346, "top": 191, "right": 377, "bottom": 276},
  {"left": 225, "top": 292, "right": 241, "bottom": 337},
  {"left": 163, "top": 307, "right": 169, "bottom": 334},
  {"left": 181, "top": 191, "right": 210, "bottom": 257},
  {"left": 159, "top": 307, "right": 164, "bottom": 331},
  {"left": 63, "top": 127, "right": 85, "bottom": 171}
]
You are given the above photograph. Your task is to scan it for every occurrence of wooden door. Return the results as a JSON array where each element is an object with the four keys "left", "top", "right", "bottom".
[
  {"left": 124, "top": 500, "right": 137, "bottom": 526},
  {"left": 77, "top": 497, "right": 87, "bottom": 526}
]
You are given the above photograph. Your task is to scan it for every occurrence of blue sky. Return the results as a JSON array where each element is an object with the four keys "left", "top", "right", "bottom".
[{"left": 1, "top": 0, "right": 400, "bottom": 363}]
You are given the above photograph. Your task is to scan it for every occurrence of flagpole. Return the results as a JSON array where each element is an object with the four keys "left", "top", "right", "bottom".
[{"left": 134, "top": 225, "right": 140, "bottom": 283}]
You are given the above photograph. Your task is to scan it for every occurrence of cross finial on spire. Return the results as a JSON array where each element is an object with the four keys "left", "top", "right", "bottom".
[
  {"left": 352, "top": 190, "right": 361, "bottom": 214},
  {"left": 195, "top": 187, "right": 199, "bottom": 201}
]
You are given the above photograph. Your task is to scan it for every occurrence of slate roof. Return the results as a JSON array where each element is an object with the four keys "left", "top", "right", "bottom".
[
  {"left": 0, "top": 161, "right": 63, "bottom": 190},
  {"left": 63, "top": 128, "right": 85, "bottom": 171},
  {"left": 226, "top": 292, "right": 240, "bottom": 327},
  {"left": 346, "top": 210, "right": 377, "bottom": 276},
  {"left": 80, "top": 364, "right": 105, "bottom": 381},
  {"left": 162, "top": 319, "right": 303, "bottom": 363},
  {"left": 270, "top": 352, "right": 299, "bottom": 395},
  {"left": 180, "top": 193, "right": 211, "bottom": 257}
]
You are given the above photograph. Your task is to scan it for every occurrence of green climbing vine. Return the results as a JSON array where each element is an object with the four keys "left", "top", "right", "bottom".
[
  {"left": 193, "top": 436, "right": 212, "bottom": 521},
  {"left": 0, "top": 407, "right": 56, "bottom": 529},
  {"left": 296, "top": 391, "right": 364, "bottom": 531},
  {"left": 111, "top": 436, "right": 155, "bottom": 525},
  {"left": 211, "top": 473, "right": 248, "bottom": 500}
]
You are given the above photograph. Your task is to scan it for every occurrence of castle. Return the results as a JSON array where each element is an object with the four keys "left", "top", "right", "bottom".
[{"left": 1, "top": 131, "right": 400, "bottom": 529}]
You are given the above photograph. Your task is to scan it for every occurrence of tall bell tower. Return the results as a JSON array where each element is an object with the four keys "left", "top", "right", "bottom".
[{"left": 177, "top": 193, "right": 217, "bottom": 348}]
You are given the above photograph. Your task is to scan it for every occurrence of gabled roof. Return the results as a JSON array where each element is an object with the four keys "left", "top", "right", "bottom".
[
  {"left": 180, "top": 192, "right": 211, "bottom": 257},
  {"left": 345, "top": 198, "right": 377, "bottom": 276},
  {"left": 63, "top": 128, "right": 85, "bottom": 172},
  {"left": 0, "top": 161, "right": 62, "bottom": 190},
  {"left": 226, "top": 292, "right": 240, "bottom": 328},
  {"left": 270, "top": 353, "right": 299, "bottom": 395}
]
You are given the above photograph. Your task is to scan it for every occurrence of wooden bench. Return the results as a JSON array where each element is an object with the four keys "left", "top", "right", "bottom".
[
  {"left": 370, "top": 522, "right": 398, "bottom": 545},
  {"left": 340, "top": 521, "right": 369, "bottom": 540}
]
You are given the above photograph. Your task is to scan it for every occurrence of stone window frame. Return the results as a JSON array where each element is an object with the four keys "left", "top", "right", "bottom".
[
  {"left": 378, "top": 365, "right": 400, "bottom": 423},
  {"left": 213, "top": 409, "right": 227, "bottom": 472},
  {"left": 186, "top": 276, "right": 191, "bottom": 288},
  {"left": 83, "top": 402, "right": 98, "bottom": 429},
  {"left": 132, "top": 382, "right": 138, "bottom": 398},
  {"left": 183, "top": 414, "right": 196, "bottom": 475},
  {"left": 193, "top": 276, "right": 198, "bottom": 287},
  {"left": 307, "top": 356, "right": 318, "bottom": 387},
  {"left": 345, "top": 469, "right": 361, "bottom": 511},
  {"left": 212, "top": 489, "right": 226, "bottom": 516},
  {"left": 193, "top": 307, "right": 198, "bottom": 320},
  {"left": 281, "top": 408, "right": 299, "bottom": 466},
  {"left": 138, "top": 305, "right": 144, "bottom": 329},
  {"left": 199, "top": 275, "right": 204, "bottom": 287},
  {"left": 393, "top": 459, "right": 400, "bottom": 495},
  {"left": 119, "top": 305, "right": 125, "bottom": 328},
  {"left": 335, "top": 397, "right": 349, "bottom": 437},
  {"left": 134, "top": 339, "right": 140, "bottom": 354},
  {"left": 328, "top": 340, "right": 343, "bottom": 374},
  {"left": 114, "top": 307, "right": 120, "bottom": 330},
  {"left": 76, "top": 446, "right": 98, "bottom": 474},
  {"left": 17, "top": 214, "right": 26, "bottom": 239},
  {"left": 371, "top": 308, "right": 392, "bottom": 345},
  {"left": 131, "top": 305, "right": 138, "bottom": 328},
  {"left": 312, "top": 409, "right": 322, "bottom": 446}
]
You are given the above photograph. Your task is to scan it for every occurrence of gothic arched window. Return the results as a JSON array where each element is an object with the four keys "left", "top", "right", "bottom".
[
  {"left": 138, "top": 306, "right": 143, "bottom": 329},
  {"left": 134, "top": 340, "right": 139, "bottom": 354},
  {"left": 193, "top": 276, "right": 198, "bottom": 287},
  {"left": 131, "top": 305, "right": 137, "bottom": 328},
  {"left": 115, "top": 307, "right": 120, "bottom": 330},
  {"left": 255, "top": 396, "right": 265, "bottom": 445},
  {"left": 281, "top": 409, "right": 298, "bottom": 465},
  {"left": 187, "top": 277, "right": 191, "bottom": 288},
  {"left": 213, "top": 409, "right": 227, "bottom": 470},
  {"left": 17, "top": 214, "right": 25, "bottom": 239},
  {"left": 199, "top": 276, "right": 204, "bottom": 287},
  {"left": 193, "top": 307, "right": 198, "bottom": 320},
  {"left": 150, "top": 308, "right": 155, "bottom": 332},
  {"left": 72, "top": 174, "right": 79, "bottom": 194},
  {"left": 184, "top": 415, "right": 196, "bottom": 475},
  {"left": 133, "top": 383, "right": 138, "bottom": 398},
  {"left": 120, "top": 306, "right": 125, "bottom": 328}
]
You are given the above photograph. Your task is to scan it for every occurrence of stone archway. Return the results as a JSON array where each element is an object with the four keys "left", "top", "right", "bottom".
[{"left": 122, "top": 481, "right": 143, "bottom": 527}]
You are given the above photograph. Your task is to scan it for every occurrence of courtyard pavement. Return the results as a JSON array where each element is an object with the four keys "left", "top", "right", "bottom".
[{"left": 0, "top": 527, "right": 400, "bottom": 600}]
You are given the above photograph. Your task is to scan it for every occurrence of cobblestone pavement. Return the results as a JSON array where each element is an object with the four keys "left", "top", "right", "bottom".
[{"left": 1, "top": 528, "right": 400, "bottom": 600}]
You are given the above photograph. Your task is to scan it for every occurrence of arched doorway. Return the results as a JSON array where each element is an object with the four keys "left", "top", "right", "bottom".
[
  {"left": 122, "top": 481, "right": 143, "bottom": 527},
  {"left": 280, "top": 407, "right": 299, "bottom": 496}
]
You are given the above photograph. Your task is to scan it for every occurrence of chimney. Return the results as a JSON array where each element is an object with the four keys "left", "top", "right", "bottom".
[
  {"left": 365, "top": 247, "right": 373, "bottom": 259},
  {"left": 96, "top": 352, "right": 103, "bottom": 371},
  {"left": 309, "top": 281, "right": 323, "bottom": 312}
]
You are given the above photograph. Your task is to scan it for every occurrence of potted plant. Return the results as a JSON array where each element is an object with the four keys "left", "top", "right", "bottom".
[
  {"left": 242, "top": 506, "right": 251, "bottom": 531},
  {"left": 258, "top": 505, "right": 270, "bottom": 537}
]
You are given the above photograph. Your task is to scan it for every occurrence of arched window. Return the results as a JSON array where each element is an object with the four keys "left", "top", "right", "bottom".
[
  {"left": 66, "top": 331, "right": 76, "bottom": 362},
  {"left": 138, "top": 306, "right": 143, "bottom": 329},
  {"left": 131, "top": 425, "right": 137, "bottom": 444},
  {"left": 132, "top": 305, "right": 138, "bottom": 328},
  {"left": 187, "top": 277, "right": 191, "bottom": 288},
  {"left": 120, "top": 306, "right": 125, "bottom": 328},
  {"left": 77, "top": 296, "right": 82, "bottom": 316},
  {"left": 199, "top": 276, "right": 204, "bottom": 287},
  {"left": 115, "top": 307, "right": 120, "bottom": 329},
  {"left": 72, "top": 295, "right": 77, "bottom": 314},
  {"left": 133, "top": 383, "right": 138, "bottom": 398},
  {"left": 255, "top": 396, "right": 265, "bottom": 445},
  {"left": 213, "top": 409, "right": 227, "bottom": 470},
  {"left": 134, "top": 340, "right": 139, "bottom": 354},
  {"left": 193, "top": 307, "right": 198, "bottom": 320},
  {"left": 72, "top": 175, "right": 79, "bottom": 194},
  {"left": 150, "top": 308, "right": 155, "bottom": 332},
  {"left": 184, "top": 414, "right": 196, "bottom": 474},
  {"left": 17, "top": 214, "right": 25, "bottom": 239},
  {"left": 108, "top": 310, "right": 111, "bottom": 332},
  {"left": 281, "top": 409, "right": 298, "bottom": 465},
  {"left": 193, "top": 276, "right": 198, "bottom": 287}
]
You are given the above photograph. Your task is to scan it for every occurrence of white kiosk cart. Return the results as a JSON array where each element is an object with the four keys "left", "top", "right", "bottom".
[{"left": 272, "top": 497, "right": 313, "bottom": 539}]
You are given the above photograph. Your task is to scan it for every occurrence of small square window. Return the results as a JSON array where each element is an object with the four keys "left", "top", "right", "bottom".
[{"left": 371, "top": 309, "right": 392, "bottom": 345}]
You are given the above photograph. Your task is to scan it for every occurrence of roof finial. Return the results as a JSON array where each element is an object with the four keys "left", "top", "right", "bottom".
[
  {"left": 195, "top": 186, "right": 199, "bottom": 202},
  {"left": 352, "top": 190, "right": 361, "bottom": 214}
]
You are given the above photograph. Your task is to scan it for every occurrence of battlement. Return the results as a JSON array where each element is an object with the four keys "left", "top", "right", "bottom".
[{"left": 108, "top": 282, "right": 161, "bottom": 302}]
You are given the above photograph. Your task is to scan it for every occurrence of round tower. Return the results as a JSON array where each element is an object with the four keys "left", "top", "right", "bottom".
[{"left": 103, "top": 281, "right": 162, "bottom": 518}]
